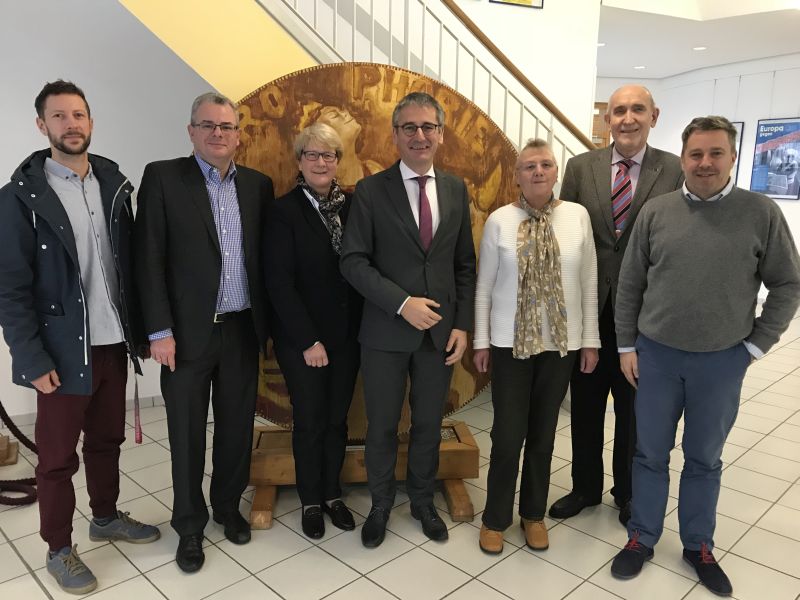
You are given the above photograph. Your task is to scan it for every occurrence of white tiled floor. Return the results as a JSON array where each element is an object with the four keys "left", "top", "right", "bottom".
[{"left": 2, "top": 314, "right": 800, "bottom": 599}]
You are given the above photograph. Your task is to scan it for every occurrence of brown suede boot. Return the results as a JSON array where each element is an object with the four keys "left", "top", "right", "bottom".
[
  {"left": 520, "top": 518, "right": 548, "bottom": 550},
  {"left": 479, "top": 525, "right": 504, "bottom": 554}
]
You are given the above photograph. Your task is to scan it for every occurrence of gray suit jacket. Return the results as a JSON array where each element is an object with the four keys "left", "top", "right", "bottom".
[
  {"left": 340, "top": 161, "right": 476, "bottom": 352},
  {"left": 560, "top": 144, "right": 683, "bottom": 313}
]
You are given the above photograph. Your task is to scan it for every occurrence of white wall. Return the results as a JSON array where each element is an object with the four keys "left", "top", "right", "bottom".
[
  {"left": 597, "top": 53, "right": 800, "bottom": 261},
  {"left": 454, "top": 0, "right": 600, "bottom": 136},
  {"left": 0, "top": 0, "right": 213, "bottom": 418}
]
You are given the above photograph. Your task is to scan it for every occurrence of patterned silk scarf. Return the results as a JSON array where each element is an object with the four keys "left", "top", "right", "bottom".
[
  {"left": 297, "top": 172, "right": 346, "bottom": 255},
  {"left": 513, "top": 195, "right": 569, "bottom": 359}
]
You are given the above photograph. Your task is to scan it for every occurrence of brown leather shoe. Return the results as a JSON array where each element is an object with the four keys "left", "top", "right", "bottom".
[
  {"left": 520, "top": 518, "right": 548, "bottom": 550},
  {"left": 479, "top": 525, "right": 504, "bottom": 554}
]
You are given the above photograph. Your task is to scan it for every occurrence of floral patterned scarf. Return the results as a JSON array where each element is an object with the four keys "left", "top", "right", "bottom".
[{"left": 513, "top": 194, "right": 569, "bottom": 358}]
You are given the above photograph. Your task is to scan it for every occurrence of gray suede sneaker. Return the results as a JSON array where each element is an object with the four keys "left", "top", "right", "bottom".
[
  {"left": 46, "top": 545, "right": 97, "bottom": 595},
  {"left": 89, "top": 510, "right": 160, "bottom": 544}
]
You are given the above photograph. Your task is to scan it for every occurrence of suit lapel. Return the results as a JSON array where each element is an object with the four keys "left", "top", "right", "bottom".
[
  {"left": 428, "top": 169, "right": 452, "bottom": 254},
  {"left": 385, "top": 162, "right": 424, "bottom": 252},
  {"left": 590, "top": 146, "right": 616, "bottom": 238},
  {"left": 294, "top": 186, "right": 332, "bottom": 242},
  {"left": 630, "top": 145, "right": 662, "bottom": 214},
  {"left": 181, "top": 158, "right": 221, "bottom": 255}
]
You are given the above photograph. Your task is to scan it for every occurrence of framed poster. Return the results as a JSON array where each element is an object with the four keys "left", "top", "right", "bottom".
[
  {"left": 489, "top": 0, "right": 544, "bottom": 7},
  {"left": 750, "top": 117, "right": 800, "bottom": 200},
  {"left": 731, "top": 121, "right": 743, "bottom": 185}
]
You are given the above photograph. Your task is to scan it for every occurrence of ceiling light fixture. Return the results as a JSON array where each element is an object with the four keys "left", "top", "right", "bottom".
[
  {"left": 693, "top": 46, "right": 707, "bottom": 51},
  {"left": 633, "top": 65, "right": 646, "bottom": 70}
]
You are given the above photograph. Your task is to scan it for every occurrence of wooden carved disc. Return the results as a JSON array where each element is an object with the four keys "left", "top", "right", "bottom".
[{"left": 236, "top": 63, "right": 517, "bottom": 440}]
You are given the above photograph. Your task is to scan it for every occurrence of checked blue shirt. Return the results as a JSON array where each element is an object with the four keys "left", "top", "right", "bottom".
[{"left": 149, "top": 155, "right": 250, "bottom": 341}]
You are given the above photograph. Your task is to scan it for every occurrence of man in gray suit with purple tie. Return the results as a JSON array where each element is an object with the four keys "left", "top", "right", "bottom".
[{"left": 340, "top": 92, "right": 476, "bottom": 548}]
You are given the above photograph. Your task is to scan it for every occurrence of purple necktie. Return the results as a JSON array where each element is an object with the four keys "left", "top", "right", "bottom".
[
  {"left": 612, "top": 159, "right": 634, "bottom": 234},
  {"left": 415, "top": 176, "right": 433, "bottom": 250}
]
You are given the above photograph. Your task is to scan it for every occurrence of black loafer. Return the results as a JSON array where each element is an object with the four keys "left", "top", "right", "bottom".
[
  {"left": 323, "top": 500, "right": 355, "bottom": 531},
  {"left": 548, "top": 491, "right": 602, "bottom": 519},
  {"left": 302, "top": 506, "right": 325, "bottom": 539},
  {"left": 683, "top": 545, "right": 732, "bottom": 596},
  {"left": 411, "top": 504, "right": 448, "bottom": 541},
  {"left": 213, "top": 510, "right": 251, "bottom": 545},
  {"left": 361, "top": 506, "right": 389, "bottom": 548},
  {"left": 176, "top": 533, "right": 205, "bottom": 573}
]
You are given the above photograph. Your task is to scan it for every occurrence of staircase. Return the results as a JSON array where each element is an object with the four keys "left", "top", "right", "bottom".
[{"left": 258, "top": 0, "right": 594, "bottom": 165}]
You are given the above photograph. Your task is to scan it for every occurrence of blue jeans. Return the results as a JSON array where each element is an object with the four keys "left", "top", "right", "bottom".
[{"left": 628, "top": 335, "right": 751, "bottom": 551}]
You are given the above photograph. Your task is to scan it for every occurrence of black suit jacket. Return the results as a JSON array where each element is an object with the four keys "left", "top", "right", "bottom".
[
  {"left": 264, "top": 186, "right": 362, "bottom": 352},
  {"left": 134, "top": 156, "right": 273, "bottom": 360},
  {"left": 340, "top": 161, "right": 476, "bottom": 352},
  {"left": 560, "top": 144, "right": 683, "bottom": 312}
]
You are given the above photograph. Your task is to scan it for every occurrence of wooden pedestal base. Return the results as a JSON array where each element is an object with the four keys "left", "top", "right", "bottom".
[
  {"left": 249, "top": 420, "right": 479, "bottom": 529},
  {"left": 0, "top": 434, "right": 19, "bottom": 467}
]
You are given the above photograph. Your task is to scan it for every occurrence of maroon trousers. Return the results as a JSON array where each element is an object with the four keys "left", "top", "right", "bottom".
[{"left": 35, "top": 343, "right": 127, "bottom": 551}]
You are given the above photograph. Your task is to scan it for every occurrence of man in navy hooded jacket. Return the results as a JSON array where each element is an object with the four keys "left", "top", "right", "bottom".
[{"left": 0, "top": 80, "right": 159, "bottom": 595}]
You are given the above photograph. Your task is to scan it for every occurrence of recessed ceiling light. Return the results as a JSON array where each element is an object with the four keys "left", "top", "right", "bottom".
[
  {"left": 597, "top": 42, "right": 606, "bottom": 47},
  {"left": 693, "top": 46, "right": 707, "bottom": 51},
  {"left": 633, "top": 65, "right": 646, "bottom": 70}
]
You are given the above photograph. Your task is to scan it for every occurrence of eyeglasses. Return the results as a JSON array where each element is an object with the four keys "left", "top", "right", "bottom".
[
  {"left": 191, "top": 121, "right": 239, "bottom": 134},
  {"left": 301, "top": 150, "right": 338, "bottom": 163},
  {"left": 394, "top": 122, "right": 441, "bottom": 137}
]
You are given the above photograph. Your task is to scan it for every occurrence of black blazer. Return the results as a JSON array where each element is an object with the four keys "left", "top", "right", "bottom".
[
  {"left": 560, "top": 144, "right": 683, "bottom": 312},
  {"left": 340, "top": 161, "right": 476, "bottom": 352},
  {"left": 264, "top": 186, "right": 362, "bottom": 352},
  {"left": 134, "top": 156, "right": 274, "bottom": 360}
]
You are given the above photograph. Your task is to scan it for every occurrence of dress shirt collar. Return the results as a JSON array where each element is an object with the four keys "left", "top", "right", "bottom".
[
  {"left": 44, "top": 156, "right": 94, "bottom": 182},
  {"left": 194, "top": 154, "right": 237, "bottom": 183},
  {"left": 399, "top": 160, "right": 435, "bottom": 181},
  {"left": 611, "top": 144, "right": 646, "bottom": 167},
  {"left": 682, "top": 177, "right": 734, "bottom": 202}
]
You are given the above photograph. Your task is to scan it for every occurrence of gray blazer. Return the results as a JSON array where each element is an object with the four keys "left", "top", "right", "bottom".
[
  {"left": 340, "top": 161, "right": 476, "bottom": 352},
  {"left": 560, "top": 144, "right": 683, "bottom": 312}
]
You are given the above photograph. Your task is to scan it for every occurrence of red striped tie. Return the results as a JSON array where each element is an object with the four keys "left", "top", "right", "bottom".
[{"left": 612, "top": 159, "right": 634, "bottom": 234}]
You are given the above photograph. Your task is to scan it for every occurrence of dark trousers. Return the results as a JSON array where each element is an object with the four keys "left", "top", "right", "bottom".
[
  {"left": 569, "top": 299, "right": 636, "bottom": 502},
  {"left": 274, "top": 339, "right": 360, "bottom": 506},
  {"left": 630, "top": 335, "right": 750, "bottom": 550},
  {"left": 35, "top": 343, "right": 127, "bottom": 551},
  {"left": 361, "top": 334, "right": 453, "bottom": 510},
  {"left": 483, "top": 347, "right": 577, "bottom": 529},
  {"left": 162, "top": 310, "right": 259, "bottom": 536}
]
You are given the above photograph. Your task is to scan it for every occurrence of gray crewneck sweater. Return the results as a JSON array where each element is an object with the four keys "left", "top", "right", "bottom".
[{"left": 615, "top": 186, "right": 800, "bottom": 353}]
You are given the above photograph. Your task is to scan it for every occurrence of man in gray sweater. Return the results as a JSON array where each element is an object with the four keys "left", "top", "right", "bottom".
[{"left": 610, "top": 115, "right": 800, "bottom": 596}]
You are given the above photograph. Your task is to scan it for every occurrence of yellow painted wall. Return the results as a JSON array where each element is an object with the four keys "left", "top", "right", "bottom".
[{"left": 119, "top": 0, "right": 317, "bottom": 101}]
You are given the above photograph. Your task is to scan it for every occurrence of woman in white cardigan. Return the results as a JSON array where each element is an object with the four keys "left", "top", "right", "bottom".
[{"left": 474, "top": 138, "right": 600, "bottom": 554}]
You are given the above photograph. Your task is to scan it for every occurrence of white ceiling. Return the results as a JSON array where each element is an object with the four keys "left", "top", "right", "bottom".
[{"left": 597, "top": 6, "right": 800, "bottom": 79}]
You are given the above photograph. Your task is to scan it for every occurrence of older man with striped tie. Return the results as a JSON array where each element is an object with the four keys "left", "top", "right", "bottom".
[{"left": 548, "top": 85, "right": 683, "bottom": 527}]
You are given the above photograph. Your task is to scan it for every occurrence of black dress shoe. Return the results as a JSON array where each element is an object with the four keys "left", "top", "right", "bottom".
[
  {"left": 548, "top": 491, "right": 601, "bottom": 519},
  {"left": 323, "top": 500, "right": 355, "bottom": 531},
  {"left": 618, "top": 500, "right": 631, "bottom": 527},
  {"left": 176, "top": 534, "right": 205, "bottom": 573},
  {"left": 302, "top": 506, "right": 325, "bottom": 539},
  {"left": 411, "top": 504, "right": 448, "bottom": 541},
  {"left": 683, "top": 545, "right": 732, "bottom": 596},
  {"left": 213, "top": 510, "right": 251, "bottom": 545},
  {"left": 361, "top": 506, "right": 389, "bottom": 548}
]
